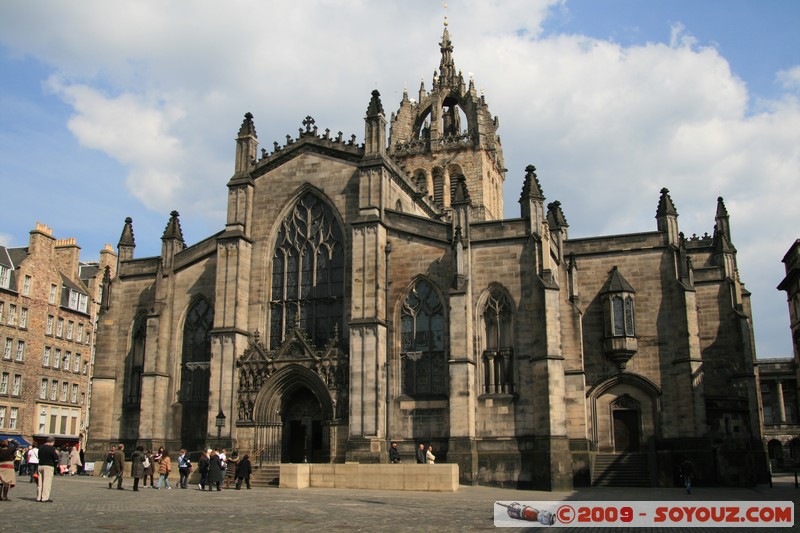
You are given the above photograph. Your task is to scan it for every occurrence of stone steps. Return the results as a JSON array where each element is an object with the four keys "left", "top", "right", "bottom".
[{"left": 592, "top": 453, "right": 650, "bottom": 487}]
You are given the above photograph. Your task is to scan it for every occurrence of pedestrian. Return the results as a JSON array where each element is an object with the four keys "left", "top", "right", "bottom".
[
  {"left": 426, "top": 445, "right": 436, "bottom": 464},
  {"left": 130, "top": 446, "right": 146, "bottom": 492},
  {"left": 143, "top": 449, "right": 156, "bottom": 488},
  {"left": 69, "top": 444, "right": 82, "bottom": 476},
  {"left": 14, "top": 445, "right": 23, "bottom": 475},
  {"left": 389, "top": 442, "right": 401, "bottom": 464},
  {"left": 27, "top": 443, "right": 39, "bottom": 483},
  {"left": 224, "top": 452, "right": 237, "bottom": 489},
  {"left": 0, "top": 438, "right": 18, "bottom": 500},
  {"left": 197, "top": 449, "right": 210, "bottom": 490},
  {"left": 177, "top": 449, "right": 191, "bottom": 489},
  {"left": 415, "top": 443, "right": 425, "bottom": 464},
  {"left": 219, "top": 448, "right": 228, "bottom": 484},
  {"left": 680, "top": 458, "right": 694, "bottom": 494},
  {"left": 234, "top": 454, "right": 251, "bottom": 490},
  {"left": 37, "top": 436, "right": 59, "bottom": 502},
  {"left": 156, "top": 450, "right": 172, "bottom": 489},
  {"left": 207, "top": 450, "right": 223, "bottom": 491},
  {"left": 108, "top": 443, "right": 126, "bottom": 490},
  {"left": 102, "top": 445, "right": 115, "bottom": 478},
  {"left": 58, "top": 446, "right": 69, "bottom": 475}
]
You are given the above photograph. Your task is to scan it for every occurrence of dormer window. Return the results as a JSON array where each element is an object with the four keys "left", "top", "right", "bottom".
[
  {"left": 600, "top": 266, "right": 638, "bottom": 371},
  {"left": 66, "top": 288, "right": 88, "bottom": 313}
]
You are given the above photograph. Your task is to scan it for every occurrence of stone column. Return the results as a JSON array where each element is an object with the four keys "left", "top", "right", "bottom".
[{"left": 776, "top": 380, "right": 787, "bottom": 424}]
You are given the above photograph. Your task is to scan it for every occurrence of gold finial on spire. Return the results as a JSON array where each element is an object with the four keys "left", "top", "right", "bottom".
[{"left": 443, "top": 2, "right": 448, "bottom": 27}]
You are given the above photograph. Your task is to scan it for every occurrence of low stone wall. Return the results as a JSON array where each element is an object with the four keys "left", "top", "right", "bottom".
[{"left": 279, "top": 463, "right": 459, "bottom": 492}]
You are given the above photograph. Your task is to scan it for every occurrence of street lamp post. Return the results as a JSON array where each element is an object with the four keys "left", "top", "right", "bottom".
[{"left": 215, "top": 409, "right": 226, "bottom": 448}]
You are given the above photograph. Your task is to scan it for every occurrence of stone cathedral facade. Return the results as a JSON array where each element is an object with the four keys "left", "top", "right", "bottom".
[{"left": 89, "top": 26, "right": 767, "bottom": 489}]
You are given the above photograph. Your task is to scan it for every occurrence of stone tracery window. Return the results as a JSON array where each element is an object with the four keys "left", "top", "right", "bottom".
[
  {"left": 482, "top": 288, "right": 514, "bottom": 394},
  {"left": 179, "top": 299, "right": 213, "bottom": 402},
  {"left": 400, "top": 279, "right": 447, "bottom": 397},
  {"left": 124, "top": 317, "right": 146, "bottom": 406},
  {"left": 270, "top": 193, "right": 345, "bottom": 350}
]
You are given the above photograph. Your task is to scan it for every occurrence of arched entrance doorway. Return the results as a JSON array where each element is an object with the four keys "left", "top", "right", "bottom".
[{"left": 282, "top": 387, "right": 324, "bottom": 463}]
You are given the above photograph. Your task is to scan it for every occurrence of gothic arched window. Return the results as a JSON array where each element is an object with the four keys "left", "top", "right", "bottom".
[
  {"left": 400, "top": 279, "right": 446, "bottom": 397},
  {"left": 179, "top": 299, "right": 213, "bottom": 402},
  {"left": 482, "top": 288, "right": 514, "bottom": 394},
  {"left": 124, "top": 316, "right": 146, "bottom": 406},
  {"left": 270, "top": 193, "right": 345, "bottom": 350}
]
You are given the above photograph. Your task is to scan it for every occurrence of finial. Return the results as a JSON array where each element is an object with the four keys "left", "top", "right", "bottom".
[{"left": 443, "top": 2, "right": 448, "bottom": 26}]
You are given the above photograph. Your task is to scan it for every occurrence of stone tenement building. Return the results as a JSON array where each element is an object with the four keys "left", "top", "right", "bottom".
[
  {"left": 766, "top": 239, "right": 800, "bottom": 468},
  {"left": 0, "top": 223, "right": 115, "bottom": 450},
  {"left": 89, "top": 26, "right": 766, "bottom": 489}
]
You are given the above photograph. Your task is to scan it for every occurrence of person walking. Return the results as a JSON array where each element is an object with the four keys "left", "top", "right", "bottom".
[
  {"left": 156, "top": 450, "right": 172, "bottom": 489},
  {"left": 130, "top": 446, "right": 146, "bottom": 492},
  {"left": 37, "top": 436, "right": 59, "bottom": 502},
  {"left": 426, "top": 445, "right": 436, "bottom": 464},
  {"left": 101, "top": 445, "right": 115, "bottom": 478},
  {"left": 177, "top": 449, "right": 191, "bottom": 489},
  {"left": 680, "top": 458, "right": 694, "bottom": 495},
  {"left": 58, "top": 446, "right": 69, "bottom": 476},
  {"left": 197, "top": 449, "right": 210, "bottom": 490},
  {"left": 27, "top": 444, "right": 39, "bottom": 483},
  {"left": 234, "top": 455, "right": 252, "bottom": 490},
  {"left": 68, "top": 445, "right": 82, "bottom": 476},
  {"left": 415, "top": 443, "right": 425, "bottom": 464},
  {"left": 207, "top": 450, "right": 223, "bottom": 491},
  {"left": 143, "top": 449, "right": 155, "bottom": 488},
  {"left": 0, "top": 438, "right": 18, "bottom": 500},
  {"left": 108, "top": 443, "right": 126, "bottom": 490},
  {"left": 14, "top": 445, "right": 23, "bottom": 475},
  {"left": 389, "top": 442, "right": 401, "bottom": 464}
]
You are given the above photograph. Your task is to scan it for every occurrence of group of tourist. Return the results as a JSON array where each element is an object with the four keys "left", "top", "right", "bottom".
[
  {"left": 388, "top": 443, "right": 437, "bottom": 464},
  {"left": 13, "top": 442, "right": 84, "bottom": 478},
  {"left": 0, "top": 437, "right": 89, "bottom": 503},
  {"left": 102, "top": 444, "right": 252, "bottom": 492}
]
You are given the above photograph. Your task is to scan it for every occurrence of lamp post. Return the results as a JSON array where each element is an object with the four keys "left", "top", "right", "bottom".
[{"left": 215, "top": 409, "right": 226, "bottom": 448}]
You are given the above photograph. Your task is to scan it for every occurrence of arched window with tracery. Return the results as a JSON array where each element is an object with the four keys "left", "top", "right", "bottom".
[
  {"left": 482, "top": 288, "right": 514, "bottom": 394},
  {"left": 270, "top": 192, "right": 345, "bottom": 350},
  {"left": 179, "top": 299, "right": 213, "bottom": 402},
  {"left": 400, "top": 279, "right": 447, "bottom": 397},
  {"left": 124, "top": 316, "right": 146, "bottom": 406}
]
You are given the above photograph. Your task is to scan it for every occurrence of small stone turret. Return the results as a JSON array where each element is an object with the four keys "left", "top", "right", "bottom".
[
  {"left": 655, "top": 188, "right": 679, "bottom": 246},
  {"left": 712, "top": 196, "right": 737, "bottom": 279},
  {"left": 235, "top": 112, "right": 258, "bottom": 174},
  {"left": 161, "top": 210, "right": 186, "bottom": 271},
  {"left": 520, "top": 165, "right": 545, "bottom": 236},
  {"left": 364, "top": 90, "right": 386, "bottom": 157},
  {"left": 117, "top": 217, "right": 135, "bottom": 265}
]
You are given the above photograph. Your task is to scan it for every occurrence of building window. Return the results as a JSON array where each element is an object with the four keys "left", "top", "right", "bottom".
[
  {"left": 67, "top": 321, "right": 74, "bottom": 340},
  {"left": 0, "top": 266, "right": 10, "bottom": 290},
  {"left": 50, "top": 381, "right": 57, "bottom": 401},
  {"left": 67, "top": 289, "right": 89, "bottom": 313},
  {"left": 49, "top": 284, "right": 57, "bottom": 304},
  {"left": 0, "top": 406, "right": 5, "bottom": 427},
  {"left": 56, "top": 317, "right": 64, "bottom": 337},
  {"left": 0, "top": 372, "right": 7, "bottom": 394},
  {"left": 611, "top": 296, "right": 636, "bottom": 336},
  {"left": 179, "top": 300, "right": 213, "bottom": 402},
  {"left": 124, "top": 317, "right": 146, "bottom": 406},
  {"left": 600, "top": 266, "right": 638, "bottom": 371},
  {"left": 400, "top": 278, "right": 447, "bottom": 397},
  {"left": 40, "top": 378, "right": 48, "bottom": 399},
  {"left": 63, "top": 352, "right": 70, "bottom": 371},
  {"left": 12, "top": 375, "right": 21, "bottom": 396},
  {"left": 9, "top": 407, "right": 17, "bottom": 429},
  {"left": 71, "top": 384, "right": 78, "bottom": 403},
  {"left": 60, "top": 382, "right": 68, "bottom": 402},
  {"left": 54, "top": 349, "right": 61, "bottom": 369},
  {"left": 38, "top": 409, "right": 46, "bottom": 433},
  {"left": 481, "top": 287, "right": 515, "bottom": 394},
  {"left": 43, "top": 346, "right": 51, "bottom": 367},
  {"left": 0, "top": 302, "right": 3, "bottom": 322},
  {"left": 74, "top": 353, "right": 81, "bottom": 373},
  {"left": 15, "top": 340, "right": 24, "bottom": 361},
  {"left": 22, "top": 275, "right": 31, "bottom": 296},
  {"left": 82, "top": 361, "right": 88, "bottom": 375},
  {"left": 269, "top": 192, "right": 345, "bottom": 351},
  {"left": 46, "top": 315, "right": 54, "bottom": 335},
  {"left": 3, "top": 338, "right": 10, "bottom": 360},
  {"left": 19, "top": 308, "right": 28, "bottom": 329},
  {"left": 8, "top": 304, "right": 16, "bottom": 326},
  {"left": 77, "top": 324, "right": 83, "bottom": 343}
]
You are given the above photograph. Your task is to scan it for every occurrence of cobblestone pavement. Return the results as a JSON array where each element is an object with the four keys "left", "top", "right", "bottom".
[{"left": 0, "top": 473, "right": 798, "bottom": 532}]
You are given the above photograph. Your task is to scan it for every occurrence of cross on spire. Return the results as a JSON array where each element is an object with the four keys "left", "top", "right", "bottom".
[{"left": 302, "top": 116, "right": 316, "bottom": 133}]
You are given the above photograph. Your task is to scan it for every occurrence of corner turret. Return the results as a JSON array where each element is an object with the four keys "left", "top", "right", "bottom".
[
  {"left": 235, "top": 112, "right": 258, "bottom": 174},
  {"left": 161, "top": 210, "right": 186, "bottom": 271},
  {"left": 655, "top": 188, "right": 679, "bottom": 246},
  {"left": 117, "top": 217, "right": 135, "bottom": 266},
  {"left": 364, "top": 90, "right": 387, "bottom": 157},
  {"left": 520, "top": 165, "right": 545, "bottom": 236}
]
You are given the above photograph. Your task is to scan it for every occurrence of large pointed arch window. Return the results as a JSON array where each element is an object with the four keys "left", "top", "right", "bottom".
[
  {"left": 270, "top": 193, "right": 345, "bottom": 350},
  {"left": 400, "top": 279, "right": 447, "bottom": 397},
  {"left": 482, "top": 287, "right": 514, "bottom": 394},
  {"left": 179, "top": 299, "right": 213, "bottom": 402},
  {"left": 123, "top": 317, "right": 146, "bottom": 406}
]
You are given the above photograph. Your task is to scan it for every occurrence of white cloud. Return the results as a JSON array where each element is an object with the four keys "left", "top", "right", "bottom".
[{"left": 0, "top": 0, "right": 798, "bottom": 356}]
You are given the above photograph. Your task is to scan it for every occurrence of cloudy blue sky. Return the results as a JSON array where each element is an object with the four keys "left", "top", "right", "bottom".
[{"left": 1, "top": 1, "right": 798, "bottom": 358}]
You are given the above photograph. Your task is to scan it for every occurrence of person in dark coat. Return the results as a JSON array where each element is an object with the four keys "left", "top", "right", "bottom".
[
  {"left": 197, "top": 450, "right": 210, "bottom": 490},
  {"left": 130, "top": 446, "right": 146, "bottom": 492},
  {"left": 415, "top": 443, "right": 426, "bottom": 464},
  {"left": 235, "top": 455, "right": 252, "bottom": 490},
  {"left": 37, "top": 436, "right": 59, "bottom": 502},
  {"left": 143, "top": 449, "right": 155, "bottom": 488},
  {"left": 389, "top": 442, "right": 401, "bottom": 464},
  {"left": 108, "top": 443, "right": 126, "bottom": 490},
  {"left": 207, "top": 451, "right": 223, "bottom": 491},
  {"left": 0, "top": 438, "right": 18, "bottom": 500}
]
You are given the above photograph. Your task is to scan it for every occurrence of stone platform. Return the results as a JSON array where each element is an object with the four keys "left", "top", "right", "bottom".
[{"left": 279, "top": 463, "right": 459, "bottom": 491}]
